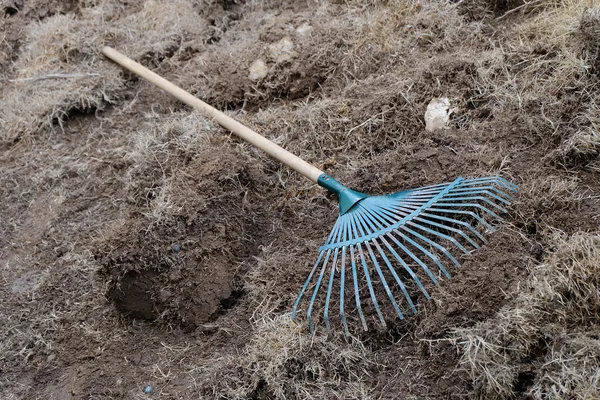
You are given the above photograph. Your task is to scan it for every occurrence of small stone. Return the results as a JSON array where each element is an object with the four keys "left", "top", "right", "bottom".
[
  {"left": 424, "top": 97, "right": 453, "bottom": 132},
  {"left": 268, "top": 36, "right": 296, "bottom": 63},
  {"left": 248, "top": 59, "right": 268, "bottom": 81},
  {"left": 296, "top": 22, "right": 313, "bottom": 36}
]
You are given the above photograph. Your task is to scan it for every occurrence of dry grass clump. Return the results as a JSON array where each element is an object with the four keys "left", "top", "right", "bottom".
[
  {"left": 0, "top": 0, "right": 215, "bottom": 144},
  {"left": 453, "top": 231, "right": 600, "bottom": 399},
  {"left": 191, "top": 245, "right": 376, "bottom": 399},
  {"left": 201, "top": 252, "right": 375, "bottom": 399},
  {"left": 0, "top": 8, "right": 123, "bottom": 144},
  {"left": 476, "top": 1, "right": 596, "bottom": 106},
  {"left": 202, "top": 315, "right": 375, "bottom": 399},
  {"left": 472, "top": 1, "right": 600, "bottom": 167}
]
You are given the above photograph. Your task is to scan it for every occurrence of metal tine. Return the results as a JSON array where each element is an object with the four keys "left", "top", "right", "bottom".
[
  {"left": 306, "top": 249, "right": 332, "bottom": 332},
  {"left": 482, "top": 176, "right": 519, "bottom": 191},
  {"left": 372, "top": 239, "right": 417, "bottom": 314},
  {"left": 446, "top": 189, "right": 511, "bottom": 205},
  {"left": 358, "top": 205, "right": 429, "bottom": 304},
  {"left": 307, "top": 216, "right": 344, "bottom": 332},
  {"left": 350, "top": 211, "right": 387, "bottom": 327},
  {"left": 365, "top": 206, "right": 452, "bottom": 278},
  {"left": 434, "top": 201, "right": 501, "bottom": 219},
  {"left": 407, "top": 220, "right": 471, "bottom": 255},
  {"left": 381, "top": 202, "right": 471, "bottom": 258},
  {"left": 354, "top": 211, "right": 405, "bottom": 321},
  {"left": 347, "top": 213, "right": 369, "bottom": 330},
  {"left": 398, "top": 186, "right": 446, "bottom": 197},
  {"left": 413, "top": 216, "right": 481, "bottom": 249},
  {"left": 449, "top": 186, "right": 513, "bottom": 202},
  {"left": 366, "top": 210, "right": 441, "bottom": 285},
  {"left": 323, "top": 247, "right": 340, "bottom": 330},
  {"left": 427, "top": 207, "right": 494, "bottom": 231},
  {"left": 339, "top": 218, "right": 349, "bottom": 335},
  {"left": 419, "top": 211, "right": 488, "bottom": 244},
  {"left": 402, "top": 189, "right": 442, "bottom": 197},
  {"left": 349, "top": 243, "right": 368, "bottom": 331},
  {"left": 389, "top": 204, "right": 482, "bottom": 249},
  {"left": 407, "top": 181, "right": 453, "bottom": 192},
  {"left": 436, "top": 195, "right": 508, "bottom": 213},
  {"left": 292, "top": 217, "right": 345, "bottom": 320},
  {"left": 379, "top": 235, "right": 430, "bottom": 300},
  {"left": 370, "top": 203, "right": 461, "bottom": 268},
  {"left": 323, "top": 214, "right": 348, "bottom": 330},
  {"left": 399, "top": 225, "right": 460, "bottom": 267},
  {"left": 292, "top": 250, "right": 325, "bottom": 322},
  {"left": 461, "top": 177, "right": 518, "bottom": 193}
]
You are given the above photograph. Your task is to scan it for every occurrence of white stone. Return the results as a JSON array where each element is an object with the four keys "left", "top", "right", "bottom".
[
  {"left": 269, "top": 36, "right": 296, "bottom": 63},
  {"left": 296, "top": 22, "right": 313, "bottom": 36},
  {"left": 424, "top": 97, "right": 452, "bottom": 131},
  {"left": 248, "top": 59, "right": 268, "bottom": 81}
]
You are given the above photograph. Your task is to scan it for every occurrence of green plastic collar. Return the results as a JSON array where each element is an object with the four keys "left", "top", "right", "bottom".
[{"left": 317, "top": 174, "right": 368, "bottom": 215}]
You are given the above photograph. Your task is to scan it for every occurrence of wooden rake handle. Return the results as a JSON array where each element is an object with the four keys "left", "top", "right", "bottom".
[{"left": 101, "top": 46, "right": 324, "bottom": 183}]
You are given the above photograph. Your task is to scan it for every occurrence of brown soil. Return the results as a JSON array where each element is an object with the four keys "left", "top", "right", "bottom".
[{"left": 1, "top": 1, "right": 599, "bottom": 399}]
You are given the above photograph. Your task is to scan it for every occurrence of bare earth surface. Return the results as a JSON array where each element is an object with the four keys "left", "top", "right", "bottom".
[{"left": 1, "top": 0, "right": 599, "bottom": 399}]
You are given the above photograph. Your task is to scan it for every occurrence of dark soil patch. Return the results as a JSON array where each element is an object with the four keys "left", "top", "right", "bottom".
[{"left": 98, "top": 146, "right": 272, "bottom": 330}]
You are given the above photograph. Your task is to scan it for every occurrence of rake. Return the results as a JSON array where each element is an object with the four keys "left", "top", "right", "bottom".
[{"left": 102, "top": 47, "right": 518, "bottom": 334}]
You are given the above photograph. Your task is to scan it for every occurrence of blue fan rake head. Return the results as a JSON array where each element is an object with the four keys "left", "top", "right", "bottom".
[{"left": 291, "top": 175, "right": 518, "bottom": 334}]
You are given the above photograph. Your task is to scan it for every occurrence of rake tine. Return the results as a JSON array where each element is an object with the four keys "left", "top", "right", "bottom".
[
  {"left": 354, "top": 211, "right": 405, "bottom": 320},
  {"left": 379, "top": 235, "right": 430, "bottom": 300},
  {"left": 415, "top": 216, "right": 481, "bottom": 249},
  {"left": 349, "top": 244, "right": 368, "bottom": 330},
  {"left": 339, "top": 218, "right": 350, "bottom": 335},
  {"left": 292, "top": 250, "right": 325, "bottom": 322},
  {"left": 372, "top": 239, "right": 417, "bottom": 314},
  {"left": 427, "top": 208, "right": 494, "bottom": 231},
  {"left": 438, "top": 196, "right": 508, "bottom": 213},
  {"left": 399, "top": 225, "right": 460, "bottom": 267},
  {"left": 408, "top": 221, "right": 471, "bottom": 254},
  {"left": 395, "top": 229, "right": 451, "bottom": 278},
  {"left": 364, "top": 206, "right": 452, "bottom": 279},
  {"left": 365, "top": 241, "right": 405, "bottom": 321},
  {"left": 319, "top": 216, "right": 347, "bottom": 330},
  {"left": 293, "top": 217, "right": 345, "bottom": 321},
  {"left": 376, "top": 199, "right": 474, "bottom": 257},
  {"left": 306, "top": 249, "right": 332, "bottom": 333},
  {"left": 384, "top": 228, "right": 440, "bottom": 285},
  {"left": 461, "top": 177, "right": 518, "bottom": 192},
  {"left": 323, "top": 248, "right": 340, "bottom": 330},
  {"left": 446, "top": 189, "right": 511, "bottom": 205},
  {"left": 435, "top": 202, "right": 501, "bottom": 219},
  {"left": 340, "top": 246, "right": 349, "bottom": 335},
  {"left": 351, "top": 211, "right": 386, "bottom": 327},
  {"left": 363, "top": 205, "right": 440, "bottom": 299},
  {"left": 419, "top": 212, "right": 488, "bottom": 245},
  {"left": 449, "top": 186, "right": 513, "bottom": 202}
]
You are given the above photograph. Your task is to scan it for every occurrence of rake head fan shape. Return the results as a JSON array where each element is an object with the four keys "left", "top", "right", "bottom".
[
  {"left": 292, "top": 175, "right": 518, "bottom": 333},
  {"left": 102, "top": 47, "right": 519, "bottom": 334}
]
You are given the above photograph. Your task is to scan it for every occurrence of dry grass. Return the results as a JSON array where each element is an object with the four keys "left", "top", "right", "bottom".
[
  {"left": 0, "top": 0, "right": 215, "bottom": 144},
  {"left": 454, "top": 231, "right": 600, "bottom": 399},
  {"left": 1, "top": 0, "right": 599, "bottom": 398},
  {"left": 196, "top": 246, "right": 377, "bottom": 400}
]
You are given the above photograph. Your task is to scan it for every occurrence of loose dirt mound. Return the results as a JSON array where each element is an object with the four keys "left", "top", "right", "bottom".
[
  {"left": 98, "top": 143, "right": 272, "bottom": 329},
  {"left": 1, "top": 1, "right": 599, "bottom": 399}
]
